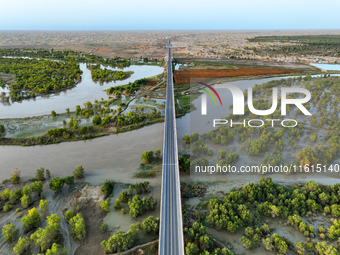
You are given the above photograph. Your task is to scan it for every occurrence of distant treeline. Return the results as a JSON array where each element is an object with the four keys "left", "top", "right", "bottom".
[{"left": 248, "top": 35, "right": 340, "bottom": 57}]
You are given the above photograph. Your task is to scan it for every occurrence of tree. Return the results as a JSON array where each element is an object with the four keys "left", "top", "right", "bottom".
[
  {"left": 10, "top": 168, "right": 20, "bottom": 184},
  {"left": 21, "top": 194, "right": 31, "bottom": 209},
  {"left": 36, "top": 167, "right": 45, "bottom": 181},
  {"left": 183, "top": 134, "right": 191, "bottom": 144},
  {"left": 13, "top": 237, "right": 30, "bottom": 255},
  {"left": 39, "top": 199, "right": 48, "bottom": 213},
  {"left": 100, "top": 223, "right": 109, "bottom": 233},
  {"left": 22, "top": 185, "right": 31, "bottom": 196},
  {"left": 114, "top": 199, "right": 121, "bottom": 210},
  {"left": 73, "top": 166, "right": 85, "bottom": 179},
  {"left": 49, "top": 177, "right": 65, "bottom": 191},
  {"left": 31, "top": 181, "right": 43, "bottom": 194},
  {"left": 296, "top": 147, "right": 318, "bottom": 168},
  {"left": 45, "top": 169, "right": 51, "bottom": 179},
  {"left": 101, "top": 180, "right": 114, "bottom": 197},
  {"left": 63, "top": 176, "right": 74, "bottom": 186},
  {"left": 186, "top": 242, "right": 199, "bottom": 255},
  {"left": 101, "top": 229, "right": 139, "bottom": 253},
  {"left": 70, "top": 213, "right": 86, "bottom": 240},
  {"left": 31, "top": 214, "right": 61, "bottom": 252},
  {"left": 2, "top": 223, "right": 18, "bottom": 242},
  {"left": 44, "top": 243, "right": 67, "bottom": 255},
  {"left": 22, "top": 208, "right": 40, "bottom": 233},
  {"left": 92, "top": 115, "right": 102, "bottom": 125},
  {"left": 142, "top": 216, "right": 159, "bottom": 235},
  {"left": 101, "top": 198, "right": 110, "bottom": 212},
  {"left": 155, "top": 148, "right": 161, "bottom": 159},
  {"left": 128, "top": 185, "right": 133, "bottom": 196},
  {"left": 128, "top": 195, "right": 157, "bottom": 218},
  {"left": 51, "top": 110, "right": 57, "bottom": 117},
  {"left": 218, "top": 150, "right": 227, "bottom": 160},
  {"left": 119, "top": 190, "right": 129, "bottom": 202},
  {"left": 141, "top": 151, "right": 153, "bottom": 164},
  {"left": 65, "top": 210, "right": 74, "bottom": 221}
]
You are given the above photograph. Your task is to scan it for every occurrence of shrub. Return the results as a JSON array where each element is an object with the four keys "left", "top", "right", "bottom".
[
  {"left": 141, "top": 151, "right": 153, "bottom": 164},
  {"left": 10, "top": 169, "right": 20, "bottom": 184},
  {"left": 21, "top": 208, "right": 40, "bottom": 233},
  {"left": 49, "top": 177, "right": 64, "bottom": 191},
  {"left": 65, "top": 210, "right": 74, "bottom": 220},
  {"left": 36, "top": 167, "right": 45, "bottom": 181},
  {"left": 73, "top": 166, "right": 85, "bottom": 179},
  {"left": 101, "top": 180, "right": 114, "bottom": 197},
  {"left": 101, "top": 198, "right": 110, "bottom": 212},
  {"left": 100, "top": 223, "right": 109, "bottom": 233},
  {"left": 2, "top": 223, "right": 18, "bottom": 242},
  {"left": 70, "top": 213, "right": 86, "bottom": 240}
]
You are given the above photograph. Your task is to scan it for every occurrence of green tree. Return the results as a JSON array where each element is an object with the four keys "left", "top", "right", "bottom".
[
  {"left": 2, "top": 223, "right": 18, "bottom": 242},
  {"left": 51, "top": 110, "right": 57, "bottom": 117},
  {"left": 155, "top": 148, "right": 161, "bottom": 159},
  {"left": 22, "top": 208, "right": 40, "bottom": 233},
  {"left": 119, "top": 190, "right": 129, "bottom": 202},
  {"left": 100, "top": 223, "right": 109, "bottom": 233},
  {"left": 65, "top": 210, "right": 74, "bottom": 221},
  {"left": 10, "top": 169, "right": 20, "bottom": 184},
  {"left": 31, "top": 214, "right": 61, "bottom": 252},
  {"left": 142, "top": 216, "right": 159, "bottom": 235},
  {"left": 141, "top": 151, "right": 153, "bottom": 164},
  {"left": 39, "top": 199, "right": 48, "bottom": 213},
  {"left": 114, "top": 199, "right": 121, "bottom": 210},
  {"left": 49, "top": 177, "right": 65, "bottom": 191},
  {"left": 13, "top": 237, "right": 30, "bottom": 255},
  {"left": 73, "top": 166, "right": 85, "bottom": 179},
  {"left": 36, "top": 167, "right": 45, "bottom": 181},
  {"left": 20, "top": 194, "right": 31, "bottom": 209},
  {"left": 183, "top": 134, "right": 191, "bottom": 144},
  {"left": 44, "top": 243, "right": 67, "bottom": 255},
  {"left": 92, "top": 115, "right": 102, "bottom": 125},
  {"left": 63, "top": 176, "right": 74, "bottom": 186},
  {"left": 45, "top": 169, "right": 51, "bottom": 179},
  {"left": 70, "top": 213, "right": 86, "bottom": 240},
  {"left": 101, "top": 229, "right": 139, "bottom": 253},
  {"left": 186, "top": 242, "right": 199, "bottom": 255},
  {"left": 22, "top": 185, "right": 31, "bottom": 196},
  {"left": 31, "top": 181, "right": 43, "bottom": 194},
  {"left": 101, "top": 198, "right": 110, "bottom": 212},
  {"left": 101, "top": 180, "right": 114, "bottom": 197}
]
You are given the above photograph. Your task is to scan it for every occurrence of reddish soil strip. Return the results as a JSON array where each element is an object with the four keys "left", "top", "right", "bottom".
[
  {"left": 144, "top": 80, "right": 158, "bottom": 86},
  {"left": 174, "top": 68, "right": 300, "bottom": 84}
]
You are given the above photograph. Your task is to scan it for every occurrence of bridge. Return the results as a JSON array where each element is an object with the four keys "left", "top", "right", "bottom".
[{"left": 158, "top": 38, "right": 185, "bottom": 255}]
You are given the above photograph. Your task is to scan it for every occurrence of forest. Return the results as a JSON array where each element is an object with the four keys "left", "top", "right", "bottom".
[
  {"left": 87, "top": 64, "right": 128, "bottom": 83},
  {"left": 0, "top": 48, "right": 131, "bottom": 67},
  {"left": 248, "top": 35, "right": 340, "bottom": 57},
  {"left": 0, "top": 166, "right": 162, "bottom": 254},
  {"left": 0, "top": 58, "right": 82, "bottom": 101},
  {"left": 183, "top": 75, "right": 340, "bottom": 174},
  {"left": 183, "top": 178, "right": 340, "bottom": 255}
]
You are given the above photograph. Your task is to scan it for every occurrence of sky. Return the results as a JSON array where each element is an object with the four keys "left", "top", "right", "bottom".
[{"left": 1, "top": 0, "right": 339, "bottom": 30}]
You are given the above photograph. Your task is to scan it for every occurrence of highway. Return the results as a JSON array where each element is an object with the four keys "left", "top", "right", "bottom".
[{"left": 158, "top": 38, "right": 185, "bottom": 255}]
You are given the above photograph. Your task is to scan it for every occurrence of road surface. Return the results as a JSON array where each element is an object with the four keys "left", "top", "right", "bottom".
[{"left": 158, "top": 39, "right": 185, "bottom": 255}]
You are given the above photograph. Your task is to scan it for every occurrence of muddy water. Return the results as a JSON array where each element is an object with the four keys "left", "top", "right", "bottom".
[
  {"left": 103, "top": 184, "right": 162, "bottom": 233},
  {"left": 1, "top": 75, "right": 339, "bottom": 185},
  {"left": 0, "top": 64, "right": 163, "bottom": 119},
  {"left": 0, "top": 123, "right": 164, "bottom": 183}
]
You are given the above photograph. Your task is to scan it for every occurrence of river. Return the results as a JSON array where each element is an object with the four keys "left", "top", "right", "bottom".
[
  {"left": 0, "top": 63, "right": 163, "bottom": 118},
  {"left": 1, "top": 74, "right": 339, "bottom": 186}
]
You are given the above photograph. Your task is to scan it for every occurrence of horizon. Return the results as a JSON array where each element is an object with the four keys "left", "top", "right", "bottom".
[{"left": 1, "top": 0, "right": 340, "bottom": 30}]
